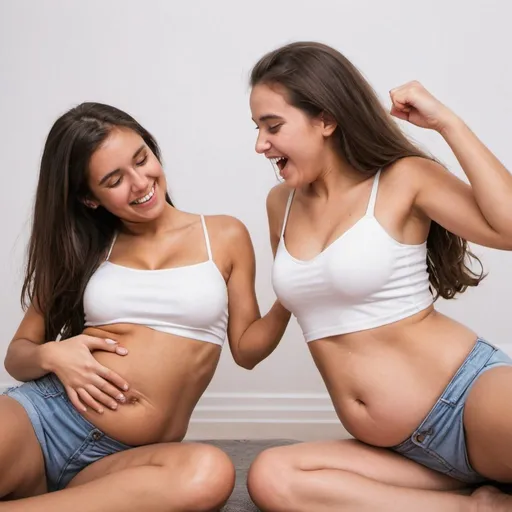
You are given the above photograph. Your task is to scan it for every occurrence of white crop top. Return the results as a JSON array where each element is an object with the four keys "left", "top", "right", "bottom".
[
  {"left": 83, "top": 215, "right": 228, "bottom": 346},
  {"left": 272, "top": 170, "right": 433, "bottom": 342}
]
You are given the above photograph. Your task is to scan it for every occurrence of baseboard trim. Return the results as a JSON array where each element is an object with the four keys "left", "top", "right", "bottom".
[
  {"left": 185, "top": 420, "right": 349, "bottom": 441},
  {"left": 191, "top": 392, "right": 337, "bottom": 421},
  {"left": 185, "top": 392, "right": 343, "bottom": 440}
]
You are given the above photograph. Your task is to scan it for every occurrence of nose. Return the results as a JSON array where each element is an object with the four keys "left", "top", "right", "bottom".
[
  {"left": 131, "top": 169, "right": 149, "bottom": 192},
  {"left": 255, "top": 130, "right": 271, "bottom": 154}
]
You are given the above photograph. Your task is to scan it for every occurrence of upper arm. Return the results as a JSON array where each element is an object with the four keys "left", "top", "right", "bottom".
[
  {"left": 222, "top": 218, "right": 261, "bottom": 355},
  {"left": 6, "top": 303, "right": 46, "bottom": 359},
  {"left": 411, "top": 158, "right": 511, "bottom": 249}
]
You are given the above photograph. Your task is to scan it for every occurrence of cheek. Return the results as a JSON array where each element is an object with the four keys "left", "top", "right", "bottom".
[
  {"left": 288, "top": 126, "right": 317, "bottom": 157},
  {"left": 155, "top": 168, "right": 166, "bottom": 185},
  {"left": 100, "top": 188, "right": 130, "bottom": 210},
  {"left": 150, "top": 160, "right": 164, "bottom": 175},
  {"left": 291, "top": 138, "right": 317, "bottom": 167}
]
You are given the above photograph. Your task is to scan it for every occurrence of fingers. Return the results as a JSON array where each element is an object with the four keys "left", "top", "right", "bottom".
[
  {"left": 390, "top": 105, "right": 409, "bottom": 121},
  {"left": 82, "top": 335, "right": 129, "bottom": 355},
  {"left": 91, "top": 375, "right": 127, "bottom": 404},
  {"left": 76, "top": 387, "right": 105, "bottom": 414},
  {"left": 97, "top": 364, "right": 129, "bottom": 392},
  {"left": 65, "top": 379, "right": 126, "bottom": 414},
  {"left": 389, "top": 80, "right": 433, "bottom": 111},
  {"left": 389, "top": 81, "right": 422, "bottom": 121},
  {"left": 66, "top": 386, "right": 88, "bottom": 413},
  {"left": 390, "top": 91, "right": 413, "bottom": 110},
  {"left": 84, "top": 383, "right": 120, "bottom": 411}
]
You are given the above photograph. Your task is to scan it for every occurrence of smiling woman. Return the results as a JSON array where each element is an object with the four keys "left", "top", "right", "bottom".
[{"left": 0, "top": 103, "right": 290, "bottom": 511}]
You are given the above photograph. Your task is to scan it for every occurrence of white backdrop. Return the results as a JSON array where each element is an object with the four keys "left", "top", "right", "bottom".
[{"left": 1, "top": 0, "right": 510, "bottom": 439}]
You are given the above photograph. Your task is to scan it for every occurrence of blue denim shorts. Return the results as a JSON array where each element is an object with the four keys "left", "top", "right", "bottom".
[
  {"left": 3, "top": 373, "right": 131, "bottom": 491},
  {"left": 391, "top": 337, "right": 512, "bottom": 484}
]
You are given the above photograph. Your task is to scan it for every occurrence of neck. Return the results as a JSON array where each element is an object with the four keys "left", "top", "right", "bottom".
[
  {"left": 120, "top": 202, "right": 178, "bottom": 237},
  {"left": 304, "top": 154, "right": 366, "bottom": 200}
]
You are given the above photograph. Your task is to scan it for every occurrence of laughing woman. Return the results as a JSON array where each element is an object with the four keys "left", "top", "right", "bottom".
[{"left": 247, "top": 41, "right": 512, "bottom": 511}]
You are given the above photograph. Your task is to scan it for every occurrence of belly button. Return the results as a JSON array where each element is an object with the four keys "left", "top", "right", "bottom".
[{"left": 129, "top": 396, "right": 139, "bottom": 405}]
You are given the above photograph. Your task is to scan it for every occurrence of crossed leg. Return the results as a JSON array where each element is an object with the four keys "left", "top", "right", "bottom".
[
  {"left": 0, "top": 396, "right": 235, "bottom": 511},
  {"left": 247, "top": 366, "right": 512, "bottom": 511}
]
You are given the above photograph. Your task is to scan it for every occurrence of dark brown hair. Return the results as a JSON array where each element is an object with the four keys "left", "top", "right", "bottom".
[
  {"left": 250, "top": 41, "right": 484, "bottom": 300},
  {"left": 22, "top": 103, "right": 173, "bottom": 341}
]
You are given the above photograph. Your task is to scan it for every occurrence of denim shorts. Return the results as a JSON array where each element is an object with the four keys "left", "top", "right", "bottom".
[
  {"left": 391, "top": 337, "right": 512, "bottom": 484},
  {"left": 3, "top": 373, "right": 131, "bottom": 491}
]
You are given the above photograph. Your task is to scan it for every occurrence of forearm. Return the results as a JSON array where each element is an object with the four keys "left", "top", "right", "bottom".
[
  {"left": 440, "top": 115, "right": 512, "bottom": 235},
  {"left": 234, "top": 301, "right": 291, "bottom": 369},
  {"left": 4, "top": 339, "right": 57, "bottom": 382}
]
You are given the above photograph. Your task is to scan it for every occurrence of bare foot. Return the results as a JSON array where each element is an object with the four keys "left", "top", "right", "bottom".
[{"left": 471, "top": 485, "right": 512, "bottom": 511}]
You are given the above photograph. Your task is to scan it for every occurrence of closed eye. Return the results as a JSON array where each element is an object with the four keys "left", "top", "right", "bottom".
[
  {"left": 107, "top": 177, "right": 123, "bottom": 188},
  {"left": 268, "top": 124, "right": 282, "bottom": 134},
  {"left": 136, "top": 154, "right": 148, "bottom": 166},
  {"left": 253, "top": 123, "right": 283, "bottom": 133}
]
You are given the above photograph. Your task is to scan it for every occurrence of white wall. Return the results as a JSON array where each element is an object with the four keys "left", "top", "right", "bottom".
[{"left": 1, "top": 0, "right": 511, "bottom": 439}]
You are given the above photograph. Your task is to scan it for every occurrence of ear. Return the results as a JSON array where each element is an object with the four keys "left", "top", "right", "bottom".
[
  {"left": 81, "top": 197, "right": 99, "bottom": 209},
  {"left": 320, "top": 111, "right": 337, "bottom": 137}
]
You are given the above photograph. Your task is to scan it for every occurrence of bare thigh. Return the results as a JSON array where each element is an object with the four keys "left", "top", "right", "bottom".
[
  {"left": 465, "top": 365, "right": 512, "bottom": 481},
  {"left": 67, "top": 441, "right": 235, "bottom": 509},
  {"left": 248, "top": 438, "right": 467, "bottom": 499},
  {"left": 0, "top": 396, "right": 47, "bottom": 499},
  {"left": 68, "top": 441, "right": 233, "bottom": 487}
]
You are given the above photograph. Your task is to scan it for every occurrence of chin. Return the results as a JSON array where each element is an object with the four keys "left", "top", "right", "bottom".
[{"left": 283, "top": 174, "right": 303, "bottom": 188}]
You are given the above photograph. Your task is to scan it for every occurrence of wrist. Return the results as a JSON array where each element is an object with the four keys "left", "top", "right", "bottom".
[
  {"left": 438, "top": 111, "right": 465, "bottom": 137},
  {"left": 39, "top": 341, "right": 59, "bottom": 372}
]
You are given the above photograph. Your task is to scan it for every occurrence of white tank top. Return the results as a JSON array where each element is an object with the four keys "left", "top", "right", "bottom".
[
  {"left": 83, "top": 215, "right": 228, "bottom": 346},
  {"left": 272, "top": 170, "right": 433, "bottom": 342}
]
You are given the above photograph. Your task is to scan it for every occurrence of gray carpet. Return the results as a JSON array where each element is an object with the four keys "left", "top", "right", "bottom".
[{"left": 205, "top": 439, "right": 299, "bottom": 512}]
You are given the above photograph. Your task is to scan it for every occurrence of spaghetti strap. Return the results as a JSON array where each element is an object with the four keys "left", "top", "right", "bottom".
[
  {"left": 281, "top": 190, "right": 295, "bottom": 238},
  {"left": 106, "top": 233, "right": 118, "bottom": 260},
  {"left": 366, "top": 169, "right": 382, "bottom": 216},
  {"left": 200, "top": 215, "right": 213, "bottom": 260}
]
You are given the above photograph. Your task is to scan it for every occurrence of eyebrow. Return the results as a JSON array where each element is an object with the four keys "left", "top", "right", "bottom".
[
  {"left": 252, "top": 114, "right": 284, "bottom": 123},
  {"left": 98, "top": 144, "right": 146, "bottom": 185}
]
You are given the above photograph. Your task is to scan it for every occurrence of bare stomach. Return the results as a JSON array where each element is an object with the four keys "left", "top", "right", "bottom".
[
  {"left": 309, "top": 307, "right": 479, "bottom": 447},
  {"left": 74, "top": 324, "right": 221, "bottom": 446}
]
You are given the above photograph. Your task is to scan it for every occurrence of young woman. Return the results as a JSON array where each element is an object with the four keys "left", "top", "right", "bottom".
[
  {"left": 247, "top": 41, "right": 512, "bottom": 511},
  {"left": 0, "top": 102, "right": 289, "bottom": 511}
]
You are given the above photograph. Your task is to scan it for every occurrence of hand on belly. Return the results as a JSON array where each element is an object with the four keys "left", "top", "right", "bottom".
[
  {"left": 45, "top": 333, "right": 131, "bottom": 414},
  {"left": 79, "top": 324, "right": 222, "bottom": 445}
]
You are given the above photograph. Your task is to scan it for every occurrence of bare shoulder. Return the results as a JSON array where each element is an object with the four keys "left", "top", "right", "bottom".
[
  {"left": 383, "top": 156, "right": 448, "bottom": 202},
  {"left": 203, "top": 214, "right": 252, "bottom": 246},
  {"left": 386, "top": 156, "right": 445, "bottom": 185},
  {"left": 266, "top": 183, "right": 291, "bottom": 217}
]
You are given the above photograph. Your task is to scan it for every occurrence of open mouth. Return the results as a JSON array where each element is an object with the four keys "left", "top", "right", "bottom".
[
  {"left": 131, "top": 183, "right": 155, "bottom": 205},
  {"left": 269, "top": 157, "right": 288, "bottom": 182}
]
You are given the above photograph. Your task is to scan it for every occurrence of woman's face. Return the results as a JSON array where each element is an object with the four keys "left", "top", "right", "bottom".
[
  {"left": 85, "top": 127, "right": 167, "bottom": 223},
  {"left": 250, "top": 83, "right": 336, "bottom": 188}
]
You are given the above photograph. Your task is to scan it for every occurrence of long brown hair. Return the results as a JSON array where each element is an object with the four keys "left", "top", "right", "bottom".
[
  {"left": 22, "top": 103, "right": 173, "bottom": 341},
  {"left": 250, "top": 41, "right": 484, "bottom": 300}
]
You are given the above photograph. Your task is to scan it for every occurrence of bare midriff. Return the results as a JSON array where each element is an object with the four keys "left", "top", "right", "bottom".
[
  {"left": 76, "top": 324, "right": 221, "bottom": 446},
  {"left": 308, "top": 307, "right": 479, "bottom": 447}
]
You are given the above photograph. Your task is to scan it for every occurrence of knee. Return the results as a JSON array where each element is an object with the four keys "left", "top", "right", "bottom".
[
  {"left": 179, "top": 444, "right": 235, "bottom": 511},
  {"left": 247, "top": 447, "right": 297, "bottom": 512}
]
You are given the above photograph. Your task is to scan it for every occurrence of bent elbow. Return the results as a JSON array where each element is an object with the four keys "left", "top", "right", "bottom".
[{"left": 232, "top": 353, "right": 259, "bottom": 370}]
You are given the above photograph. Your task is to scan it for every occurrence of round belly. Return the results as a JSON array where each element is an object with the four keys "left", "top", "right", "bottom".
[
  {"left": 76, "top": 324, "right": 221, "bottom": 446},
  {"left": 309, "top": 310, "right": 478, "bottom": 446}
]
